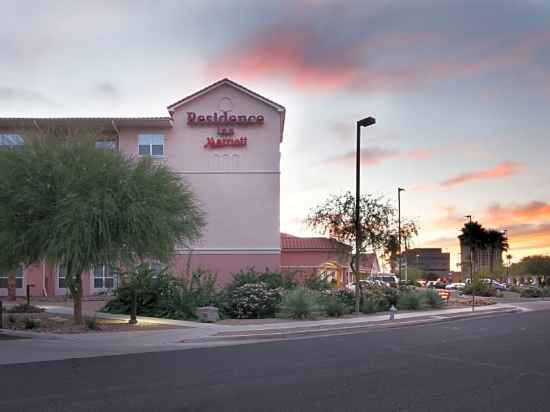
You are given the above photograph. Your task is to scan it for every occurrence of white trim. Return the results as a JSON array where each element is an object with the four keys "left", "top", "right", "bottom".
[
  {"left": 167, "top": 79, "right": 285, "bottom": 113},
  {"left": 175, "top": 247, "right": 280, "bottom": 255},
  {"left": 176, "top": 170, "right": 280, "bottom": 175}
]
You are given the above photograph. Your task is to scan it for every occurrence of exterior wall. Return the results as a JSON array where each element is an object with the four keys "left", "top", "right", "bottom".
[{"left": 171, "top": 253, "right": 280, "bottom": 285}]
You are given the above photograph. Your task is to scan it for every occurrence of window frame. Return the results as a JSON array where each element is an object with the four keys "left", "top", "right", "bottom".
[
  {"left": 0, "top": 133, "right": 24, "bottom": 150},
  {"left": 92, "top": 264, "right": 118, "bottom": 290},
  {"left": 138, "top": 134, "right": 165, "bottom": 158},
  {"left": 0, "top": 266, "right": 24, "bottom": 289}
]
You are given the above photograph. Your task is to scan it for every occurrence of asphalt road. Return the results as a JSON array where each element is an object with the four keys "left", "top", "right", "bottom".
[{"left": 1, "top": 309, "right": 549, "bottom": 412}]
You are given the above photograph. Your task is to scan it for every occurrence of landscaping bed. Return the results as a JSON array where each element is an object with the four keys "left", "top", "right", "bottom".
[{"left": 2, "top": 311, "right": 185, "bottom": 334}]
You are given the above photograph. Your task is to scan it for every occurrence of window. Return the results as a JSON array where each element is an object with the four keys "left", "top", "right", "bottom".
[
  {"left": 0, "top": 267, "right": 23, "bottom": 289},
  {"left": 58, "top": 264, "right": 66, "bottom": 289},
  {"left": 93, "top": 265, "right": 117, "bottom": 289},
  {"left": 0, "top": 134, "right": 24, "bottom": 150},
  {"left": 95, "top": 139, "right": 117, "bottom": 151},
  {"left": 138, "top": 134, "right": 164, "bottom": 157}
]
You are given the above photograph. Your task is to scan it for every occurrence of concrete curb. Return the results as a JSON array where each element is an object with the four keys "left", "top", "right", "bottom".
[{"left": 182, "top": 307, "right": 521, "bottom": 343}]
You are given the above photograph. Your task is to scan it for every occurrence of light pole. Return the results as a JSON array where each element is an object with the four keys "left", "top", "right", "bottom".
[
  {"left": 398, "top": 187, "right": 405, "bottom": 280},
  {"left": 465, "top": 215, "right": 474, "bottom": 312},
  {"left": 354, "top": 116, "right": 376, "bottom": 314}
]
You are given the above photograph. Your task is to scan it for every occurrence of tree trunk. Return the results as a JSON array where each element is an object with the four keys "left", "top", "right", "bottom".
[
  {"left": 73, "top": 287, "right": 83, "bottom": 324},
  {"left": 7, "top": 271, "right": 16, "bottom": 301}
]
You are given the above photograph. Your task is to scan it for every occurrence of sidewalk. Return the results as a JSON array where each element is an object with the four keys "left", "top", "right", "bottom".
[{"left": 0, "top": 302, "right": 525, "bottom": 366}]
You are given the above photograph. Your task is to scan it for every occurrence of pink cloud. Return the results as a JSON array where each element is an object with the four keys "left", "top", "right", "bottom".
[
  {"left": 328, "top": 146, "right": 437, "bottom": 167},
  {"left": 439, "top": 161, "right": 523, "bottom": 188},
  {"left": 210, "top": 28, "right": 550, "bottom": 95}
]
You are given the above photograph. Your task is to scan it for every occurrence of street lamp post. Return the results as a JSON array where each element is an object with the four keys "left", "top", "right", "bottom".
[
  {"left": 465, "top": 214, "right": 474, "bottom": 312},
  {"left": 398, "top": 187, "right": 405, "bottom": 281},
  {"left": 354, "top": 116, "right": 376, "bottom": 314}
]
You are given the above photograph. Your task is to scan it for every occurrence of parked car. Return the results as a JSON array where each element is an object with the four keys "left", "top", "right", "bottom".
[
  {"left": 445, "top": 282, "right": 466, "bottom": 290},
  {"left": 480, "top": 278, "right": 507, "bottom": 291},
  {"left": 373, "top": 274, "right": 399, "bottom": 288},
  {"left": 347, "top": 279, "right": 384, "bottom": 292},
  {"left": 427, "top": 280, "right": 446, "bottom": 289}
]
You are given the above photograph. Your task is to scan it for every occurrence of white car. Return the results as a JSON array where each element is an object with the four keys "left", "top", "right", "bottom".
[{"left": 445, "top": 282, "right": 465, "bottom": 290}]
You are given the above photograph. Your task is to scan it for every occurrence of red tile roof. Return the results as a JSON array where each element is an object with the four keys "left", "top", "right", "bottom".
[{"left": 281, "top": 233, "right": 351, "bottom": 251}]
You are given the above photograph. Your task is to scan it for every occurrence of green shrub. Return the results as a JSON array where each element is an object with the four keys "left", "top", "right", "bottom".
[
  {"left": 520, "top": 287, "right": 543, "bottom": 298},
  {"left": 85, "top": 317, "right": 99, "bottom": 330},
  {"left": 424, "top": 290, "right": 444, "bottom": 308},
  {"left": 303, "top": 272, "right": 333, "bottom": 291},
  {"left": 224, "top": 283, "right": 283, "bottom": 319},
  {"left": 543, "top": 287, "right": 550, "bottom": 297},
  {"left": 7, "top": 304, "right": 44, "bottom": 314},
  {"left": 323, "top": 297, "right": 349, "bottom": 317},
  {"left": 227, "top": 268, "right": 296, "bottom": 291},
  {"left": 24, "top": 317, "right": 40, "bottom": 330},
  {"left": 278, "top": 287, "right": 322, "bottom": 320},
  {"left": 361, "top": 286, "right": 400, "bottom": 312},
  {"left": 320, "top": 288, "right": 354, "bottom": 317},
  {"left": 397, "top": 292, "right": 424, "bottom": 310},
  {"left": 103, "top": 267, "right": 222, "bottom": 320},
  {"left": 361, "top": 297, "right": 386, "bottom": 314},
  {"left": 462, "top": 280, "right": 497, "bottom": 297}
]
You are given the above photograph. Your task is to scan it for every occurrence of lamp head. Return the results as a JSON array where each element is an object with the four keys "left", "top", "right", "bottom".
[{"left": 357, "top": 116, "right": 376, "bottom": 127}]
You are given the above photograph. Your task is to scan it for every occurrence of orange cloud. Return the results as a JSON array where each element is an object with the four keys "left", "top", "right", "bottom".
[
  {"left": 486, "top": 202, "right": 550, "bottom": 226},
  {"left": 439, "top": 161, "right": 523, "bottom": 188},
  {"left": 328, "top": 146, "right": 436, "bottom": 167}
]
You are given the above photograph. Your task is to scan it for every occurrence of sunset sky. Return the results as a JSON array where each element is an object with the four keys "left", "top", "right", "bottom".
[{"left": 3, "top": 0, "right": 550, "bottom": 268}]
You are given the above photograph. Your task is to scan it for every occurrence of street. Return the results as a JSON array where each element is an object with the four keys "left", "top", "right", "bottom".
[{"left": 1, "top": 308, "right": 549, "bottom": 412}]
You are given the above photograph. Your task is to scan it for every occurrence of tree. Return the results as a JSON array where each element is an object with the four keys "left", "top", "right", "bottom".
[
  {"left": 485, "top": 229, "right": 508, "bottom": 275},
  {"left": 459, "top": 221, "right": 488, "bottom": 276},
  {"left": 0, "top": 130, "right": 204, "bottom": 323},
  {"left": 306, "top": 192, "right": 395, "bottom": 311},
  {"left": 383, "top": 219, "right": 419, "bottom": 275},
  {"left": 520, "top": 255, "right": 550, "bottom": 286}
]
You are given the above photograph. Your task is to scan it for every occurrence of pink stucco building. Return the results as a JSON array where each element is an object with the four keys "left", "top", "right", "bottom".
[
  {"left": 0, "top": 79, "right": 285, "bottom": 297},
  {"left": 280, "top": 233, "right": 380, "bottom": 288}
]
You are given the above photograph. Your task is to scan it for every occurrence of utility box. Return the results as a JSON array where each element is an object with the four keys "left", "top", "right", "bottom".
[{"left": 197, "top": 306, "right": 219, "bottom": 323}]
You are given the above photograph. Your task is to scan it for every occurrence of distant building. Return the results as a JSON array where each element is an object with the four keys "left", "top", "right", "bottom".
[
  {"left": 280, "top": 233, "right": 379, "bottom": 288},
  {"left": 403, "top": 248, "right": 450, "bottom": 278}
]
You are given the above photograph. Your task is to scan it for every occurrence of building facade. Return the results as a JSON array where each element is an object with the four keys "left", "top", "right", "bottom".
[
  {"left": 281, "top": 233, "right": 380, "bottom": 288},
  {"left": 0, "top": 79, "right": 285, "bottom": 297},
  {"left": 403, "top": 248, "right": 450, "bottom": 278}
]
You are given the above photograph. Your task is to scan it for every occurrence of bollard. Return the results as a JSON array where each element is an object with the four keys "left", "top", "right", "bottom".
[
  {"left": 0, "top": 300, "right": 3, "bottom": 329},
  {"left": 389, "top": 305, "right": 397, "bottom": 321}
]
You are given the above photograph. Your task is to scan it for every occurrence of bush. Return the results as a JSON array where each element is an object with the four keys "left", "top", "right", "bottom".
[
  {"left": 397, "top": 292, "right": 424, "bottom": 310},
  {"left": 520, "top": 287, "right": 543, "bottom": 298},
  {"left": 361, "top": 297, "right": 387, "bottom": 314},
  {"left": 462, "top": 280, "right": 497, "bottom": 297},
  {"left": 224, "top": 283, "right": 283, "bottom": 319},
  {"left": 543, "top": 287, "right": 550, "bottom": 297},
  {"left": 7, "top": 304, "right": 45, "bottom": 314},
  {"left": 303, "top": 271, "right": 333, "bottom": 291},
  {"left": 278, "top": 287, "right": 322, "bottom": 320},
  {"left": 323, "top": 297, "right": 349, "bottom": 317},
  {"left": 361, "top": 286, "right": 400, "bottom": 312},
  {"left": 103, "top": 267, "right": 222, "bottom": 320},
  {"left": 24, "top": 317, "right": 40, "bottom": 330},
  {"left": 85, "top": 317, "right": 99, "bottom": 330},
  {"left": 227, "top": 268, "right": 296, "bottom": 291},
  {"left": 424, "top": 290, "right": 444, "bottom": 308},
  {"left": 319, "top": 289, "right": 354, "bottom": 317}
]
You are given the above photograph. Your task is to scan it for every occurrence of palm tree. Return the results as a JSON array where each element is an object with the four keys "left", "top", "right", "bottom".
[
  {"left": 459, "top": 221, "right": 487, "bottom": 277},
  {"left": 485, "top": 230, "right": 509, "bottom": 276}
]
